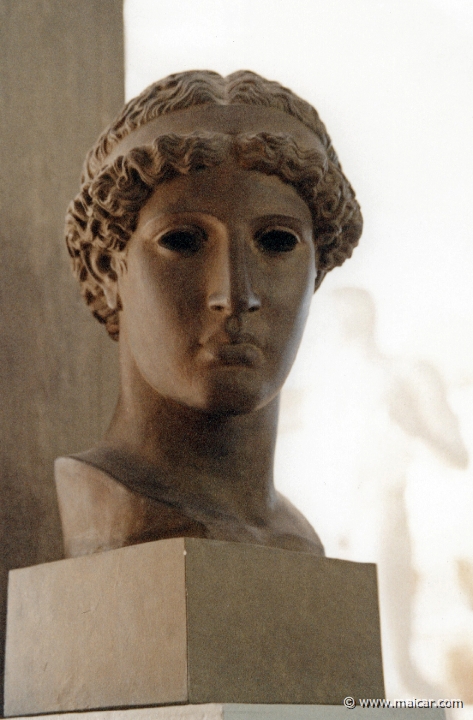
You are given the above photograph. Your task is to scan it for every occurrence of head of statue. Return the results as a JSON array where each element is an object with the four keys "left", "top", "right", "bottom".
[{"left": 65, "top": 70, "right": 362, "bottom": 415}]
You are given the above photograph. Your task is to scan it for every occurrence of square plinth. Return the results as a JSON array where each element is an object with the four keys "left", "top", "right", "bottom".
[{"left": 4, "top": 538, "right": 384, "bottom": 715}]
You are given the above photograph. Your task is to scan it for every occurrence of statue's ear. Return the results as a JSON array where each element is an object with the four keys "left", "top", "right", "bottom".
[
  {"left": 314, "top": 269, "right": 326, "bottom": 293},
  {"left": 86, "top": 247, "right": 126, "bottom": 311}
]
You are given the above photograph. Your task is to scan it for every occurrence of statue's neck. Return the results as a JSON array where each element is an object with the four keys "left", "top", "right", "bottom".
[{"left": 102, "top": 381, "right": 280, "bottom": 525}]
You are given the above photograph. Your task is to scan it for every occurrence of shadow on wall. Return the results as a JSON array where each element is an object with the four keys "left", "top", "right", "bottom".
[
  {"left": 331, "top": 287, "right": 469, "bottom": 698},
  {"left": 447, "top": 559, "right": 473, "bottom": 701}
]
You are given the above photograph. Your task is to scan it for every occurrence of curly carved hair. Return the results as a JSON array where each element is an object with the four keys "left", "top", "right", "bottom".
[{"left": 65, "top": 70, "right": 362, "bottom": 340}]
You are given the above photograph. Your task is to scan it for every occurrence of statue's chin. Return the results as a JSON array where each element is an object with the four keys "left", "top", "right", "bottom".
[{"left": 174, "top": 372, "right": 278, "bottom": 417}]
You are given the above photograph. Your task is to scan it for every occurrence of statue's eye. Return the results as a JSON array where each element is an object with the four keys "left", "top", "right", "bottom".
[
  {"left": 256, "top": 229, "right": 299, "bottom": 253},
  {"left": 159, "top": 229, "right": 205, "bottom": 254}
]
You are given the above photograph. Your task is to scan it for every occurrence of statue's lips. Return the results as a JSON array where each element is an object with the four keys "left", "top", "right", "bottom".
[
  {"left": 213, "top": 342, "right": 264, "bottom": 367},
  {"left": 200, "top": 328, "right": 265, "bottom": 367}
]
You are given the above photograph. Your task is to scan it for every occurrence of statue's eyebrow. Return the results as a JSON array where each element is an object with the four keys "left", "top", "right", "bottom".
[{"left": 251, "top": 213, "right": 310, "bottom": 229}]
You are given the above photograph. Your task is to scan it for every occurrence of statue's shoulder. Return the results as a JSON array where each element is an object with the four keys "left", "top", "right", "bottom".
[{"left": 54, "top": 454, "right": 206, "bottom": 558}]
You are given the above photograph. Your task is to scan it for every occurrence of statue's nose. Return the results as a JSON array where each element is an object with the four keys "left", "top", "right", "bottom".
[{"left": 207, "top": 234, "right": 261, "bottom": 315}]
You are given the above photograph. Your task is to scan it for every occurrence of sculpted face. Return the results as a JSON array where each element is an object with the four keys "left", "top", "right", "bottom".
[{"left": 107, "top": 159, "right": 316, "bottom": 414}]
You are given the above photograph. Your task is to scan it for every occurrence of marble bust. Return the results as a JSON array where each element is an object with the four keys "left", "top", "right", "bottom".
[{"left": 56, "top": 70, "right": 362, "bottom": 559}]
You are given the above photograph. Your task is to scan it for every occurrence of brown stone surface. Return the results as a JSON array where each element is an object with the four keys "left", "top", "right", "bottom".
[
  {"left": 5, "top": 540, "right": 188, "bottom": 715},
  {"left": 184, "top": 540, "right": 384, "bottom": 705},
  {"left": 0, "top": 0, "right": 123, "bottom": 709},
  {"left": 4, "top": 538, "right": 384, "bottom": 715}
]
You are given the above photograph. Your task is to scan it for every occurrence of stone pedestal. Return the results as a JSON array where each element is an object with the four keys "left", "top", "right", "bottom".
[{"left": 5, "top": 538, "right": 384, "bottom": 715}]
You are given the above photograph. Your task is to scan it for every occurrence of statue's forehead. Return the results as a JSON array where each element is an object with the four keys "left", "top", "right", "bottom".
[{"left": 104, "top": 104, "right": 325, "bottom": 166}]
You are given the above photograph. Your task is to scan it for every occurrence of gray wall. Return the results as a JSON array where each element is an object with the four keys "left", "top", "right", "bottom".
[{"left": 0, "top": 0, "right": 124, "bottom": 709}]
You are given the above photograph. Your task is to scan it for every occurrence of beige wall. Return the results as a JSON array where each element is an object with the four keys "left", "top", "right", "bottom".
[{"left": 0, "top": 0, "right": 123, "bottom": 709}]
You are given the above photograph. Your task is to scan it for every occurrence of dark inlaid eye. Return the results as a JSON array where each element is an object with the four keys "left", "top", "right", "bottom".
[
  {"left": 256, "top": 229, "right": 299, "bottom": 253},
  {"left": 159, "top": 229, "right": 205, "bottom": 255}
]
